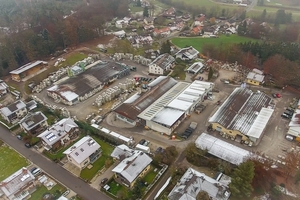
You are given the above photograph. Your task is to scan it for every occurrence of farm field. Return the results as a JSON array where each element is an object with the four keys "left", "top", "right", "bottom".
[
  {"left": 0, "top": 144, "right": 30, "bottom": 181},
  {"left": 171, "top": 35, "right": 258, "bottom": 52}
]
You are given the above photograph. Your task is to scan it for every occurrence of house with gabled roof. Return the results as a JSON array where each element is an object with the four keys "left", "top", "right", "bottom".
[
  {"left": 38, "top": 118, "right": 79, "bottom": 151},
  {"left": 208, "top": 87, "right": 274, "bottom": 144},
  {"left": 246, "top": 68, "right": 265, "bottom": 86},
  {"left": 111, "top": 146, "right": 152, "bottom": 188},
  {"left": 153, "top": 27, "right": 170, "bottom": 37},
  {"left": 0, "top": 79, "right": 9, "bottom": 96},
  {"left": 63, "top": 136, "right": 101, "bottom": 170},
  {"left": 0, "top": 100, "right": 27, "bottom": 124},
  {"left": 0, "top": 167, "right": 36, "bottom": 200},
  {"left": 148, "top": 53, "right": 175, "bottom": 75},
  {"left": 19, "top": 111, "right": 48, "bottom": 135},
  {"left": 168, "top": 167, "right": 231, "bottom": 200},
  {"left": 163, "top": 7, "right": 176, "bottom": 18},
  {"left": 175, "top": 46, "right": 199, "bottom": 61}
]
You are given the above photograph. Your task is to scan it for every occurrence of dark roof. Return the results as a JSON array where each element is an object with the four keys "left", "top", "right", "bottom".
[
  {"left": 209, "top": 88, "right": 272, "bottom": 134},
  {"left": 114, "top": 76, "right": 177, "bottom": 120},
  {"left": 54, "top": 62, "right": 127, "bottom": 97},
  {"left": 20, "top": 112, "right": 47, "bottom": 131},
  {"left": 150, "top": 53, "right": 175, "bottom": 70}
]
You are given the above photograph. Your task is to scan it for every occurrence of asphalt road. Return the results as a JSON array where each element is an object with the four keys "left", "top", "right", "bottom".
[{"left": 0, "top": 126, "right": 111, "bottom": 200}]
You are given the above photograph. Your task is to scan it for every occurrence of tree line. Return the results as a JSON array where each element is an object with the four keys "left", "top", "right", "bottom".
[{"left": 0, "top": 0, "right": 129, "bottom": 77}]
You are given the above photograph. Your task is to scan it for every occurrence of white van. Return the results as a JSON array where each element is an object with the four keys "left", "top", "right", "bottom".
[{"left": 31, "top": 168, "right": 41, "bottom": 176}]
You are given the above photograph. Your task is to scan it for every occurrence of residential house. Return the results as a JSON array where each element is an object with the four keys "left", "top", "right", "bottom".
[
  {"left": 115, "top": 17, "right": 131, "bottom": 29},
  {"left": 186, "top": 62, "right": 205, "bottom": 74},
  {"left": 194, "top": 15, "right": 205, "bottom": 27},
  {"left": 63, "top": 136, "right": 101, "bottom": 170},
  {"left": 38, "top": 118, "right": 79, "bottom": 151},
  {"left": 111, "top": 145, "right": 152, "bottom": 188},
  {"left": 191, "top": 26, "right": 203, "bottom": 35},
  {"left": 246, "top": 68, "right": 265, "bottom": 86},
  {"left": 128, "top": 35, "right": 153, "bottom": 48},
  {"left": 163, "top": 7, "right": 176, "bottom": 18},
  {"left": 9, "top": 61, "right": 48, "bottom": 82},
  {"left": 0, "top": 167, "right": 36, "bottom": 200},
  {"left": 175, "top": 46, "right": 199, "bottom": 61},
  {"left": 208, "top": 87, "right": 273, "bottom": 144},
  {"left": 153, "top": 27, "right": 170, "bottom": 37},
  {"left": 143, "top": 24, "right": 154, "bottom": 31},
  {"left": 19, "top": 111, "right": 48, "bottom": 135},
  {"left": 26, "top": 100, "right": 38, "bottom": 112},
  {"left": 148, "top": 53, "right": 175, "bottom": 75},
  {"left": 144, "top": 17, "right": 154, "bottom": 25},
  {"left": 0, "top": 80, "right": 9, "bottom": 96},
  {"left": 168, "top": 167, "right": 231, "bottom": 200},
  {"left": 113, "top": 30, "right": 126, "bottom": 38},
  {"left": 0, "top": 100, "right": 27, "bottom": 124},
  {"left": 182, "top": 13, "right": 191, "bottom": 21}
]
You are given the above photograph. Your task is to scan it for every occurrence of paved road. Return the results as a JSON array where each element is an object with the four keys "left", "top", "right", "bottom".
[{"left": 0, "top": 126, "right": 111, "bottom": 200}]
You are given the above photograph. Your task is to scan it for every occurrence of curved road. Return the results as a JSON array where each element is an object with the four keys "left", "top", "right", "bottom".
[{"left": 0, "top": 126, "right": 111, "bottom": 200}]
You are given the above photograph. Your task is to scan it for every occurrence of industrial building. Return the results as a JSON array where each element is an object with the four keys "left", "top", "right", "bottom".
[
  {"left": 47, "top": 61, "right": 130, "bottom": 105},
  {"left": 208, "top": 88, "right": 273, "bottom": 145},
  {"left": 114, "top": 76, "right": 214, "bottom": 135},
  {"left": 10, "top": 61, "right": 48, "bottom": 82}
]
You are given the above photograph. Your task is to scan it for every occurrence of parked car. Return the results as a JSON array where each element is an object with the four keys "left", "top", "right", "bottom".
[
  {"left": 62, "top": 190, "right": 70, "bottom": 197},
  {"left": 285, "top": 135, "right": 294, "bottom": 141},
  {"left": 281, "top": 113, "right": 290, "bottom": 119},
  {"left": 272, "top": 93, "right": 277, "bottom": 98},
  {"left": 17, "top": 135, "right": 22, "bottom": 140},
  {"left": 25, "top": 143, "right": 31, "bottom": 148},
  {"left": 101, "top": 178, "right": 108, "bottom": 185},
  {"left": 30, "top": 167, "right": 37, "bottom": 174},
  {"left": 139, "top": 139, "right": 146, "bottom": 145},
  {"left": 276, "top": 93, "right": 281, "bottom": 98},
  {"left": 155, "top": 147, "right": 163, "bottom": 153}
]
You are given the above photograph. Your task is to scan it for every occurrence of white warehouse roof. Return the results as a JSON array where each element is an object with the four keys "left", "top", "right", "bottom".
[{"left": 195, "top": 133, "right": 251, "bottom": 165}]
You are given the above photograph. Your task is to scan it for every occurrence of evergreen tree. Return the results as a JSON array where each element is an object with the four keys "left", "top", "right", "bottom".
[
  {"left": 261, "top": 9, "right": 267, "bottom": 21},
  {"left": 136, "top": 0, "right": 141, "bottom": 7},
  {"left": 160, "top": 40, "right": 171, "bottom": 54},
  {"left": 229, "top": 161, "right": 255, "bottom": 198},
  {"left": 143, "top": 6, "right": 149, "bottom": 17}
]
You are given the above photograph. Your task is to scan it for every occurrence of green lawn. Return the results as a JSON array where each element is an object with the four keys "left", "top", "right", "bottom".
[
  {"left": 29, "top": 184, "right": 66, "bottom": 200},
  {"left": 0, "top": 144, "right": 30, "bottom": 181},
  {"left": 59, "top": 52, "right": 88, "bottom": 68},
  {"left": 143, "top": 167, "right": 159, "bottom": 183},
  {"left": 129, "top": 4, "right": 144, "bottom": 12},
  {"left": 171, "top": 35, "right": 259, "bottom": 52},
  {"left": 80, "top": 136, "right": 114, "bottom": 181},
  {"left": 170, "top": 62, "right": 187, "bottom": 80}
]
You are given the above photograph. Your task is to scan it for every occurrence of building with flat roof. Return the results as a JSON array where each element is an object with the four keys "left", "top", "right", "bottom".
[
  {"left": 287, "top": 100, "right": 300, "bottom": 138},
  {"left": 168, "top": 167, "right": 231, "bottom": 200},
  {"left": 208, "top": 88, "right": 273, "bottom": 144},
  {"left": 19, "top": 111, "right": 48, "bottom": 135},
  {"left": 148, "top": 53, "right": 175, "bottom": 75},
  {"left": 111, "top": 146, "right": 152, "bottom": 188},
  {"left": 0, "top": 100, "right": 27, "bottom": 124},
  {"left": 63, "top": 136, "right": 101, "bottom": 169},
  {"left": 186, "top": 62, "right": 204, "bottom": 74},
  {"left": 0, "top": 167, "right": 36, "bottom": 200},
  {"left": 10, "top": 61, "right": 48, "bottom": 82},
  {"left": 38, "top": 118, "right": 79, "bottom": 151},
  {"left": 47, "top": 61, "right": 130, "bottom": 105}
]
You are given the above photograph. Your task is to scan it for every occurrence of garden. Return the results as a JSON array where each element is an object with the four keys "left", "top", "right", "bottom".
[
  {"left": 0, "top": 142, "right": 30, "bottom": 181},
  {"left": 29, "top": 184, "right": 66, "bottom": 200}
]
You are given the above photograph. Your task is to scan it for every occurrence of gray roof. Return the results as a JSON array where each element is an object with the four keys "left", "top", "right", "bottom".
[
  {"left": 10, "top": 61, "right": 47, "bottom": 74},
  {"left": 246, "top": 72, "right": 264, "bottom": 82},
  {"left": 149, "top": 53, "right": 175, "bottom": 70},
  {"left": 0, "top": 167, "right": 35, "bottom": 197},
  {"left": 209, "top": 88, "right": 272, "bottom": 135},
  {"left": 0, "top": 100, "right": 26, "bottom": 117},
  {"left": 63, "top": 136, "right": 101, "bottom": 164},
  {"left": 112, "top": 151, "right": 152, "bottom": 183},
  {"left": 175, "top": 46, "right": 199, "bottom": 60},
  {"left": 20, "top": 111, "right": 47, "bottom": 131},
  {"left": 186, "top": 62, "right": 204, "bottom": 73},
  {"left": 168, "top": 168, "right": 230, "bottom": 200},
  {"left": 110, "top": 144, "right": 134, "bottom": 160},
  {"left": 38, "top": 118, "right": 78, "bottom": 146}
]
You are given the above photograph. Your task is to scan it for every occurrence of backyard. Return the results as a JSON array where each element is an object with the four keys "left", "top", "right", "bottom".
[
  {"left": 29, "top": 184, "right": 66, "bottom": 200},
  {"left": 0, "top": 143, "right": 30, "bottom": 181},
  {"left": 80, "top": 136, "right": 114, "bottom": 181},
  {"left": 171, "top": 35, "right": 258, "bottom": 52}
]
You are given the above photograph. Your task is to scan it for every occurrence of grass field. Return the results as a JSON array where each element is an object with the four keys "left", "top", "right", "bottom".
[
  {"left": 171, "top": 35, "right": 259, "bottom": 52},
  {"left": 0, "top": 144, "right": 30, "bottom": 181},
  {"left": 29, "top": 184, "right": 66, "bottom": 200}
]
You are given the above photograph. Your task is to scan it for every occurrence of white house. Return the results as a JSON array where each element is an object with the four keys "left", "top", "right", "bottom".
[
  {"left": 148, "top": 53, "right": 175, "bottom": 75},
  {"left": 175, "top": 46, "right": 199, "bottom": 61},
  {"left": 38, "top": 118, "right": 79, "bottom": 150},
  {"left": 0, "top": 100, "right": 27, "bottom": 124},
  {"left": 63, "top": 136, "right": 101, "bottom": 170},
  {"left": 186, "top": 62, "right": 204, "bottom": 74},
  {"left": 0, "top": 168, "right": 36, "bottom": 200}
]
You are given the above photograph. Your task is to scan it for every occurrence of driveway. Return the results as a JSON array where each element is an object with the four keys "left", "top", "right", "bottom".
[{"left": 0, "top": 126, "right": 112, "bottom": 200}]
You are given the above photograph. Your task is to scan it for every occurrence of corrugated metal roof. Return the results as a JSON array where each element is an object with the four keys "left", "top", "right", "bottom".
[
  {"left": 10, "top": 61, "right": 47, "bottom": 74},
  {"left": 195, "top": 133, "right": 251, "bottom": 165},
  {"left": 209, "top": 88, "right": 272, "bottom": 135},
  {"left": 152, "top": 108, "right": 184, "bottom": 127}
]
